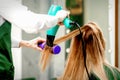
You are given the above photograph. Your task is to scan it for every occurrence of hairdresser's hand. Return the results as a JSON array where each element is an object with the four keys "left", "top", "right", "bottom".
[
  {"left": 19, "top": 37, "right": 45, "bottom": 51},
  {"left": 44, "top": 10, "right": 70, "bottom": 28},
  {"left": 55, "top": 10, "right": 70, "bottom": 22}
]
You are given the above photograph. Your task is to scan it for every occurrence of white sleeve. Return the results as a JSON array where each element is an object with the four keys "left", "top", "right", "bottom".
[
  {"left": 0, "top": 0, "right": 59, "bottom": 33},
  {"left": 11, "top": 37, "right": 21, "bottom": 48}
]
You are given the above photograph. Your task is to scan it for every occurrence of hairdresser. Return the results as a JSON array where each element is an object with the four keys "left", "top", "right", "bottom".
[{"left": 0, "top": 0, "right": 69, "bottom": 79}]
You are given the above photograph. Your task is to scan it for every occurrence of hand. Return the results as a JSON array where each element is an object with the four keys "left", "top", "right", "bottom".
[
  {"left": 55, "top": 10, "right": 70, "bottom": 22},
  {"left": 43, "top": 10, "right": 70, "bottom": 28},
  {"left": 19, "top": 37, "right": 45, "bottom": 51}
]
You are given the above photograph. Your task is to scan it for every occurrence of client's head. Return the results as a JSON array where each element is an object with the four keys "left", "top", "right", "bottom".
[{"left": 60, "top": 22, "right": 107, "bottom": 80}]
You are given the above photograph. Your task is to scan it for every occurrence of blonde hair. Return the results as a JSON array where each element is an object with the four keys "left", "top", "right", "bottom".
[{"left": 40, "top": 22, "right": 108, "bottom": 80}]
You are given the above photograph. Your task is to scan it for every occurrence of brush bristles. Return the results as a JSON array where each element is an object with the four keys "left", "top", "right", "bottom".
[{"left": 40, "top": 45, "right": 52, "bottom": 71}]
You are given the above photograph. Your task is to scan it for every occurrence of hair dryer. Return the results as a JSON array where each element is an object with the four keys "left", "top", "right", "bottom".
[
  {"left": 46, "top": 5, "right": 73, "bottom": 47},
  {"left": 38, "top": 5, "right": 73, "bottom": 54}
]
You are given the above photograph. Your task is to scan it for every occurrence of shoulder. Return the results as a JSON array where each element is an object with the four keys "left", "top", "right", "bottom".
[
  {"left": 50, "top": 78, "right": 57, "bottom": 80},
  {"left": 104, "top": 64, "right": 120, "bottom": 80},
  {"left": 90, "top": 64, "right": 120, "bottom": 80}
]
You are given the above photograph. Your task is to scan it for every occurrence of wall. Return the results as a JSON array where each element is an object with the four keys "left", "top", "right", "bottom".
[
  {"left": 84, "top": 0, "right": 115, "bottom": 65},
  {"left": 108, "top": 0, "right": 115, "bottom": 66}
]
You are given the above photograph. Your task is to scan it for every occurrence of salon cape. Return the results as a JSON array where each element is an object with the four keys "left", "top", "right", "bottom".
[
  {"left": 0, "top": 0, "right": 59, "bottom": 48},
  {"left": 50, "top": 65, "right": 120, "bottom": 80}
]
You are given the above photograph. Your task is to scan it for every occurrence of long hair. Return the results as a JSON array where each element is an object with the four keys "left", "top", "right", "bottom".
[
  {"left": 40, "top": 45, "right": 52, "bottom": 71},
  {"left": 55, "top": 22, "right": 107, "bottom": 80},
  {"left": 40, "top": 22, "right": 108, "bottom": 80}
]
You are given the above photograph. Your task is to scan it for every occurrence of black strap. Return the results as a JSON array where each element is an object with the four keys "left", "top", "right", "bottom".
[{"left": 70, "top": 22, "right": 91, "bottom": 80}]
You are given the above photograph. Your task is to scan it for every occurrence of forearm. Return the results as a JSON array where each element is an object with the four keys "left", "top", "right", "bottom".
[
  {"left": 12, "top": 37, "right": 45, "bottom": 51},
  {"left": 0, "top": 0, "right": 69, "bottom": 33},
  {"left": 19, "top": 40, "right": 31, "bottom": 48},
  {"left": 11, "top": 37, "right": 30, "bottom": 48}
]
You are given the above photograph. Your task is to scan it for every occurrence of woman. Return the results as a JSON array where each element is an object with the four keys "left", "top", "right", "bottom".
[{"left": 49, "top": 22, "right": 120, "bottom": 80}]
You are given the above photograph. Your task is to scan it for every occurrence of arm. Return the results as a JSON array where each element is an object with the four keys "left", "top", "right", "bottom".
[
  {"left": 0, "top": 0, "right": 69, "bottom": 33},
  {"left": 12, "top": 37, "right": 45, "bottom": 51}
]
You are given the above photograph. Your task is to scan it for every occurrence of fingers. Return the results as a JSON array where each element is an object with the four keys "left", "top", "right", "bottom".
[
  {"left": 30, "top": 37, "right": 45, "bottom": 51},
  {"left": 33, "top": 45, "right": 43, "bottom": 52},
  {"left": 56, "top": 10, "right": 70, "bottom": 22},
  {"left": 28, "top": 41, "right": 43, "bottom": 52},
  {"left": 20, "top": 37, "right": 46, "bottom": 52},
  {"left": 43, "top": 10, "right": 70, "bottom": 28}
]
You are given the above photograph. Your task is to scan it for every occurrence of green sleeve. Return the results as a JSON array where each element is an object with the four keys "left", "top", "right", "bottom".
[
  {"left": 89, "top": 65, "right": 120, "bottom": 80},
  {"left": 50, "top": 78, "right": 57, "bottom": 80},
  {"left": 104, "top": 65, "right": 120, "bottom": 80},
  {"left": 50, "top": 65, "right": 120, "bottom": 80},
  {"left": 0, "top": 21, "right": 14, "bottom": 79},
  {"left": 112, "top": 67, "right": 120, "bottom": 79},
  {"left": 104, "top": 65, "right": 115, "bottom": 80}
]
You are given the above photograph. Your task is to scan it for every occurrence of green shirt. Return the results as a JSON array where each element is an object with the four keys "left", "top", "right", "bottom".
[
  {"left": 51, "top": 65, "right": 120, "bottom": 80},
  {"left": 0, "top": 21, "right": 14, "bottom": 80}
]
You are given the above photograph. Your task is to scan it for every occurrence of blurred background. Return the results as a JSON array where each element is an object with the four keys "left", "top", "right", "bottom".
[{"left": 11, "top": 0, "right": 119, "bottom": 80}]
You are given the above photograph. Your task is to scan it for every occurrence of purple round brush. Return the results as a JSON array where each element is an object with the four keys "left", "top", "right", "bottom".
[{"left": 38, "top": 42, "right": 61, "bottom": 54}]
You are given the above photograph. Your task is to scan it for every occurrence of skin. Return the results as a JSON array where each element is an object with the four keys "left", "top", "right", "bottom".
[{"left": 19, "top": 37, "right": 45, "bottom": 51}]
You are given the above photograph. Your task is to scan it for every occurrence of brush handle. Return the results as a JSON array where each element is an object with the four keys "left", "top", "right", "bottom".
[{"left": 38, "top": 42, "right": 61, "bottom": 54}]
